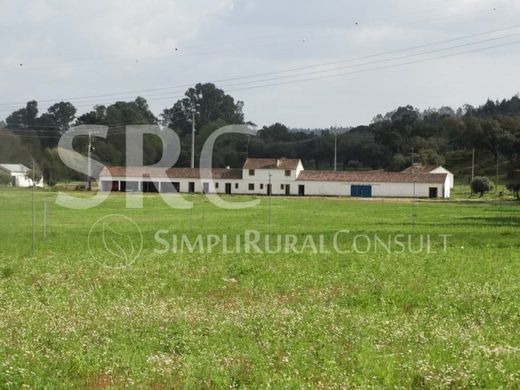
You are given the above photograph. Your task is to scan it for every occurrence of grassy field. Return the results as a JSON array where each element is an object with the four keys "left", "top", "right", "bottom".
[{"left": 0, "top": 188, "right": 519, "bottom": 388}]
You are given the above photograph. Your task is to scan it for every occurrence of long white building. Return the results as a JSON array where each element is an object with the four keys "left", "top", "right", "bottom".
[{"left": 99, "top": 158, "right": 452, "bottom": 198}]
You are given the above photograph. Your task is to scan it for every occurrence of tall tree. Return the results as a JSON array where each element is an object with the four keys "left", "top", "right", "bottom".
[
  {"left": 5, "top": 100, "right": 39, "bottom": 129},
  {"left": 47, "top": 101, "right": 77, "bottom": 133},
  {"left": 162, "top": 83, "right": 244, "bottom": 136}
]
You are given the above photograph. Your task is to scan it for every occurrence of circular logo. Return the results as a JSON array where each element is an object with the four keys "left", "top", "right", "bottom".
[{"left": 88, "top": 214, "right": 143, "bottom": 268}]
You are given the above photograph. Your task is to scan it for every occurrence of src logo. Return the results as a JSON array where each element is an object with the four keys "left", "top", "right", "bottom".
[{"left": 88, "top": 215, "right": 143, "bottom": 268}]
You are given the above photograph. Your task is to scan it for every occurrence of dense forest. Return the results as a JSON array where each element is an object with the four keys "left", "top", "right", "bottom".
[{"left": 1, "top": 83, "right": 519, "bottom": 186}]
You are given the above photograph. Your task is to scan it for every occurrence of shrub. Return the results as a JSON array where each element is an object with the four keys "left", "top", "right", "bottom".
[
  {"left": 506, "top": 183, "right": 520, "bottom": 199},
  {"left": 471, "top": 176, "right": 493, "bottom": 197}
]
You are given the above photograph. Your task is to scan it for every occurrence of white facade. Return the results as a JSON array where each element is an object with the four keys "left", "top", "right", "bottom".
[
  {"left": 241, "top": 160, "right": 304, "bottom": 196},
  {"left": 430, "top": 167, "right": 454, "bottom": 189},
  {"left": 0, "top": 164, "right": 44, "bottom": 188},
  {"left": 99, "top": 159, "right": 452, "bottom": 199},
  {"left": 295, "top": 181, "right": 448, "bottom": 198},
  {"left": 102, "top": 176, "right": 243, "bottom": 195}
]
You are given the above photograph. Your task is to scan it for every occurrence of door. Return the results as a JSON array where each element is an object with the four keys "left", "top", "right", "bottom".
[
  {"left": 202, "top": 182, "right": 209, "bottom": 194},
  {"left": 161, "top": 182, "right": 180, "bottom": 193},
  {"left": 285, "top": 184, "right": 290, "bottom": 196},
  {"left": 225, "top": 183, "right": 232, "bottom": 195},
  {"left": 429, "top": 187, "right": 438, "bottom": 198},
  {"left": 188, "top": 182, "right": 195, "bottom": 193},
  {"left": 351, "top": 185, "right": 372, "bottom": 198},
  {"left": 142, "top": 181, "right": 158, "bottom": 193},
  {"left": 267, "top": 184, "right": 272, "bottom": 196},
  {"left": 298, "top": 185, "right": 305, "bottom": 196}
]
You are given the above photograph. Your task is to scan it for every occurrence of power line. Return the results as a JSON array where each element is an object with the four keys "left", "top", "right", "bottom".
[
  {"left": 1, "top": 24, "right": 519, "bottom": 109},
  {"left": 0, "top": 5, "right": 500, "bottom": 75},
  {"left": 218, "top": 39, "right": 520, "bottom": 95},
  {"left": 67, "top": 37, "right": 518, "bottom": 105},
  {"left": 1, "top": 33, "right": 519, "bottom": 127},
  {"left": 3, "top": 33, "right": 517, "bottom": 115},
  {"left": 177, "top": 31, "right": 520, "bottom": 93},
  {"left": 1, "top": 37, "right": 518, "bottom": 127}
]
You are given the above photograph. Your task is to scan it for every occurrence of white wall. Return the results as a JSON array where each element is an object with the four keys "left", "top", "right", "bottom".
[
  {"left": 101, "top": 170, "right": 451, "bottom": 198},
  {"left": 430, "top": 167, "right": 454, "bottom": 189},
  {"left": 241, "top": 167, "right": 302, "bottom": 195},
  {"left": 372, "top": 182, "right": 442, "bottom": 198},
  {"left": 104, "top": 176, "right": 245, "bottom": 195},
  {"left": 294, "top": 181, "right": 347, "bottom": 196},
  {"left": 296, "top": 180, "right": 449, "bottom": 198},
  {"left": 11, "top": 173, "right": 43, "bottom": 188}
]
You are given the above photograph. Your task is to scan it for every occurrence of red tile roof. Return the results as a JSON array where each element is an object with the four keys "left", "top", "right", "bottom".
[
  {"left": 100, "top": 165, "right": 447, "bottom": 184},
  {"left": 243, "top": 158, "right": 301, "bottom": 170},
  {"left": 296, "top": 170, "right": 447, "bottom": 184},
  {"left": 101, "top": 166, "right": 242, "bottom": 180},
  {"left": 401, "top": 165, "right": 441, "bottom": 173}
]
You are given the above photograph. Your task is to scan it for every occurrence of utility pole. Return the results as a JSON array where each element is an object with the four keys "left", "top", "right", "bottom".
[
  {"left": 334, "top": 131, "right": 337, "bottom": 171},
  {"left": 191, "top": 109, "right": 196, "bottom": 169},
  {"left": 87, "top": 131, "right": 92, "bottom": 191},
  {"left": 496, "top": 152, "right": 499, "bottom": 193},
  {"left": 412, "top": 179, "right": 417, "bottom": 236},
  {"left": 43, "top": 202, "right": 47, "bottom": 240},
  {"left": 32, "top": 159, "right": 35, "bottom": 253},
  {"left": 190, "top": 92, "right": 203, "bottom": 169},
  {"left": 268, "top": 172, "right": 272, "bottom": 237},
  {"left": 471, "top": 148, "right": 475, "bottom": 182},
  {"left": 86, "top": 130, "right": 101, "bottom": 191},
  {"left": 246, "top": 136, "right": 251, "bottom": 158}
]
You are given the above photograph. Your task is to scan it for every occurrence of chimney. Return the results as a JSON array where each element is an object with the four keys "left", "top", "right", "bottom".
[{"left": 276, "top": 157, "right": 286, "bottom": 168}]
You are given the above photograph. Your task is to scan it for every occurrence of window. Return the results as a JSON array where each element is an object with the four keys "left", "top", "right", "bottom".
[
  {"left": 281, "top": 184, "right": 284, "bottom": 189},
  {"left": 235, "top": 183, "right": 239, "bottom": 189},
  {"left": 260, "top": 184, "right": 264, "bottom": 190},
  {"left": 248, "top": 183, "right": 254, "bottom": 191},
  {"left": 249, "top": 169, "right": 255, "bottom": 176},
  {"left": 285, "top": 170, "right": 291, "bottom": 177}
]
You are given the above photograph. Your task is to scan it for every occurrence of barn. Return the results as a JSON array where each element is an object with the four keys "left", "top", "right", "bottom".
[{"left": 99, "top": 158, "right": 453, "bottom": 198}]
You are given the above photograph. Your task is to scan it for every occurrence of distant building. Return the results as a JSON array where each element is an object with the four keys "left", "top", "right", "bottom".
[
  {"left": 99, "top": 158, "right": 453, "bottom": 198},
  {"left": 0, "top": 164, "right": 43, "bottom": 188},
  {"left": 401, "top": 163, "right": 454, "bottom": 190}
]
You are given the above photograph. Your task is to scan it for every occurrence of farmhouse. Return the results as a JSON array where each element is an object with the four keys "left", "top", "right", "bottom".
[
  {"left": 99, "top": 158, "right": 453, "bottom": 198},
  {"left": 0, "top": 164, "right": 43, "bottom": 188}
]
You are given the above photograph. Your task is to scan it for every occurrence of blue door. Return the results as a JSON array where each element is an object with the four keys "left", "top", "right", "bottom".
[{"left": 351, "top": 185, "right": 372, "bottom": 198}]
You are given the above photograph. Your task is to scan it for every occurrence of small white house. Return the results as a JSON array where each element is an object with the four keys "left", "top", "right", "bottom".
[
  {"left": 0, "top": 164, "right": 43, "bottom": 188},
  {"left": 99, "top": 158, "right": 453, "bottom": 198}
]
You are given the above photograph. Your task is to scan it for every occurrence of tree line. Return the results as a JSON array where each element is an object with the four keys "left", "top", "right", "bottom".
[{"left": 1, "top": 83, "right": 519, "bottom": 186}]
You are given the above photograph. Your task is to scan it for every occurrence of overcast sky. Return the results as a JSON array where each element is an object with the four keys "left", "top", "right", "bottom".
[{"left": 1, "top": 0, "right": 519, "bottom": 128}]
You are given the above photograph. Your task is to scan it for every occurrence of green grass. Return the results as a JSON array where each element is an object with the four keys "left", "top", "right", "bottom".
[
  {"left": 451, "top": 183, "right": 518, "bottom": 201},
  {"left": 0, "top": 188, "right": 519, "bottom": 388}
]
